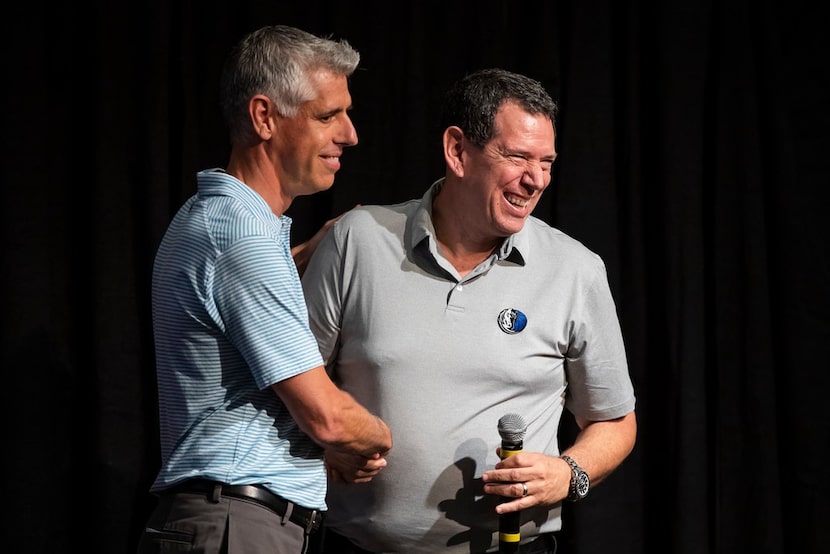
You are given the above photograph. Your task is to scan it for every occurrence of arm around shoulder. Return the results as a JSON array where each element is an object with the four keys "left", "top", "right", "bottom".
[{"left": 291, "top": 206, "right": 359, "bottom": 277}]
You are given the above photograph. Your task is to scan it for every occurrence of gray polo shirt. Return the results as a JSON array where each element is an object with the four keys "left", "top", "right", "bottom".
[{"left": 302, "top": 179, "right": 636, "bottom": 553}]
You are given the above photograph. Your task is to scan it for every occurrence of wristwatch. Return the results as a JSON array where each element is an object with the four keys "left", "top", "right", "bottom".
[{"left": 560, "top": 455, "right": 590, "bottom": 501}]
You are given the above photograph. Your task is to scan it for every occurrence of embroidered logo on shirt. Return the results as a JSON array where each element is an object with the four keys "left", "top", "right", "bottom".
[{"left": 498, "top": 308, "right": 527, "bottom": 334}]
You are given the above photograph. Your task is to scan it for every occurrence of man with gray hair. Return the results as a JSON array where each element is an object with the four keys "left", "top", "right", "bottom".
[{"left": 137, "top": 25, "right": 392, "bottom": 554}]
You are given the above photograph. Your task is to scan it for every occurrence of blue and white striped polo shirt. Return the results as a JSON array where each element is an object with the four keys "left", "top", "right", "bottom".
[{"left": 150, "top": 168, "right": 326, "bottom": 509}]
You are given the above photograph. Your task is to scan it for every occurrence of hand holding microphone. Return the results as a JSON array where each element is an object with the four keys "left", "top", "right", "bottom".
[{"left": 496, "top": 413, "right": 528, "bottom": 553}]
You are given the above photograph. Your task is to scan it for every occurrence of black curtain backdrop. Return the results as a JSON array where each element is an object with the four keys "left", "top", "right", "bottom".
[{"left": 2, "top": 1, "right": 827, "bottom": 553}]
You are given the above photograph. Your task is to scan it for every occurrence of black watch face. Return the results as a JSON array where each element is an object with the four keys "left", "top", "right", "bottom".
[{"left": 576, "top": 472, "right": 590, "bottom": 497}]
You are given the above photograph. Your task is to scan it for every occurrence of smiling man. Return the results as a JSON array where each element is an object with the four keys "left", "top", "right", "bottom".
[
  {"left": 137, "top": 26, "right": 392, "bottom": 554},
  {"left": 302, "top": 68, "right": 637, "bottom": 554}
]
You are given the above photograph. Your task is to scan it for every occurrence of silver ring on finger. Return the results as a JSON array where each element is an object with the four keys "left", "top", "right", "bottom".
[{"left": 521, "top": 482, "right": 529, "bottom": 497}]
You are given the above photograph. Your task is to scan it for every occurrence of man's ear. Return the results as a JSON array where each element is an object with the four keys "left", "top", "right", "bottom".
[
  {"left": 248, "top": 94, "right": 275, "bottom": 140},
  {"left": 443, "top": 126, "right": 466, "bottom": 177}
]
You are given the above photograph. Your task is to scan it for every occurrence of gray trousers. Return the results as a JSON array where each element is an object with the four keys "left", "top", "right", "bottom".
[{"left": 137, "top": 490, "right": 307, "bottom": 553}]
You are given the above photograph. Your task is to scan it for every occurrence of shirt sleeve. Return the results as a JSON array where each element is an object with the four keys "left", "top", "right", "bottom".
[
  {"left": 301, "top": 219, "right": 345, "bottom": 373},
  {"left": 213, "top": 234, "right": 323, "bottom": 389},
  {"left": 564, "top": 259, "right": 636, "bottom": 420}
]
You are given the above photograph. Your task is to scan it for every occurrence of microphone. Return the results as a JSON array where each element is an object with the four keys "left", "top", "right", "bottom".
[{"left": 497, "top": 413, "right": 528, "bottom": 553}]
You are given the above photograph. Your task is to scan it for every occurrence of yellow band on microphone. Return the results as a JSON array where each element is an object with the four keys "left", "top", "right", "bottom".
[
  {"left": 499, "top": 532, "right": 521, "bottom": 543},
  {"left": 501, "top": 448, "right": 522, "bottom": 458}
]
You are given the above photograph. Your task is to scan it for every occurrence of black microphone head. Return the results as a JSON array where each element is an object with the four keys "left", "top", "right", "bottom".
[{"left": 497, "top": 413, "right": 528, "bottom": 443}]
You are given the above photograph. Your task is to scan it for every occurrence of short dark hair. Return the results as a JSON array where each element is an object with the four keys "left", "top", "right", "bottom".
[{"left": 440, "top": 68, "right": 558, "bottom": 147}]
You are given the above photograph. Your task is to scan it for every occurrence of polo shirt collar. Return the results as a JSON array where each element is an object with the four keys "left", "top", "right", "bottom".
[
  {"left": 407, "top": 178, "right": 528, "bottom": 266},
  {"left": 196, "top": 168, "right": 289, "bottom": 235}
]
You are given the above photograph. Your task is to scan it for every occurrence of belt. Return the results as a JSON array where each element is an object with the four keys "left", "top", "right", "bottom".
[
  {"left": 518, "top": 532, "right": 557, "bottom": 553},
  {"left": 323, "top": 529, "right": 556, "bottom": 553},
  {"left": 163, "top": 478, "right": 324, "bottom": 534}
]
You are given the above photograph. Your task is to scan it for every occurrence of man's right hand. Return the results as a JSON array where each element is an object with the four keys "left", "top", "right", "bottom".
[{"left": 325, "top": 449, "right": 388, "bottom": 484}]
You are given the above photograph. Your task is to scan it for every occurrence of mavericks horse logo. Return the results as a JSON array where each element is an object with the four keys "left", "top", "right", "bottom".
[{"left": 497, "top": 308, "right": 527, "bottom": 334}]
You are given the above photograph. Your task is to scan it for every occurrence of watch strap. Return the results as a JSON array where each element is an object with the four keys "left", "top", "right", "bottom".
[{"left": 560, "top": 454, "right": 590, "bottom": 501}]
